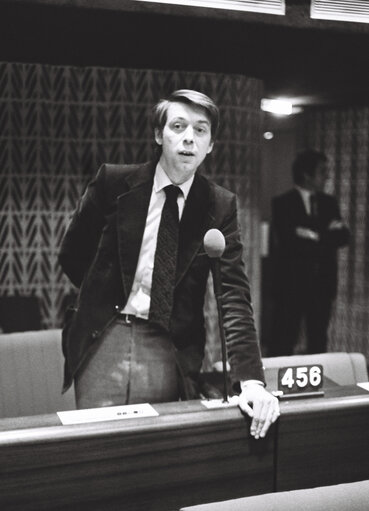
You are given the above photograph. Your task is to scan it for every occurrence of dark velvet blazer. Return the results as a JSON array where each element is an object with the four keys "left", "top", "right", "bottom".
[
  {"left": 271, "top": 188, "right": 349, "bottom": 298},
  {"left": 59, "top": 161, "right": 265, "bottom": 395}
]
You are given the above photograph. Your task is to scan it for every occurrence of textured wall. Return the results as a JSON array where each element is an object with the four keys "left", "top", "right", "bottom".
[
  {"left": 0, "top": 62, "right": 263, "bottom": 367},
  {"left": 302, "top": 108, "right": 369, "bottom": 359}
]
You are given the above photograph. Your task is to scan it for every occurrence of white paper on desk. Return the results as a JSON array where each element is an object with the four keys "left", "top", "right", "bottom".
[
  {"left": 357, "top": 382, "right": 369, "bottom": 392},
  {"left": 57, "top": 403, "right": 159, "bottom": 425},
  {"left": 201, "top": 395, "right": 239, "bottom": 409}
]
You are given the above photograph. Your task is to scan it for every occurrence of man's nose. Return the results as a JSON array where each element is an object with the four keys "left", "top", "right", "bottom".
[{"left": 183, "top": 125, "right": 194, "bottom": 143}]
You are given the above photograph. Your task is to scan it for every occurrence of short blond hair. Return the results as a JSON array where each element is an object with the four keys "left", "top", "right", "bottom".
[{"left": 152, "top": 89, "right": 219, "bottom": 142}]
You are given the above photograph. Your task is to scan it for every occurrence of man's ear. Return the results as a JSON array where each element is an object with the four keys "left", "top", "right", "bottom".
[
  {"left": 206, "top": 141, "right": 214, "bottom": 154},
  {"left": 155, "top": 128, "right": 163, "bottom": 146}
]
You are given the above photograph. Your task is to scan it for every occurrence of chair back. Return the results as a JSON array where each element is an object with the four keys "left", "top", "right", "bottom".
[{"left": 0, "top": 329, "right": 76, "bottom": 418}]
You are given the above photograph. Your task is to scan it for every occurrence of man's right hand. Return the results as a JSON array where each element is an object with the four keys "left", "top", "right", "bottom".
[{"left": 296, "top": 227, "right": 319, "bottom": 241}]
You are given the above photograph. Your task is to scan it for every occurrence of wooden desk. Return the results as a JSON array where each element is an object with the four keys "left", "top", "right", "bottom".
[
  {"left": 0, "top": 401, "right": 274, "bottom": 511},
  {"left": 1, "top": 386, "right": 369, "bottom": 510},
  {"left": 276, "top": 385, "right": 369, "bottom": 491}
]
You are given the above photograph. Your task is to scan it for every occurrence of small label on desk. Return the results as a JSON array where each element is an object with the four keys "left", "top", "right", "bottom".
[
  {"left": 278, "top": 365, "right": 323, "bottom": 396},
  {"left": 57, "top": 403, "right": 159, "bottom": 425},
  {"left": 357, "top": 382, "right": 369, "bottom": 392}
]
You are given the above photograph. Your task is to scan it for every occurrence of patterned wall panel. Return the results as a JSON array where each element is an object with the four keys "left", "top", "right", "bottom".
[
  {"left": 0, "top": 61, "right": 262, "bottom": 368},
  {"left": 302, "top": 108, "right": 369, "bottom": 359}
]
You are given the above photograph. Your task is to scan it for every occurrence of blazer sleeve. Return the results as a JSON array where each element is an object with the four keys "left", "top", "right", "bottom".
[
  {"left": 219, "top": 195, "right": 265, "bottom": 386},
  {"left": 58, "top": 165, "right": 107, "bottom": 288},
  {"left": 271, "top": 195, "right": 312, "bottom": 254},
  {"left": 319, "top": 196, "right": 350, "bottom": 248},
  {"left": 270, "top": 195, "right": 306, "bottom": 256}
]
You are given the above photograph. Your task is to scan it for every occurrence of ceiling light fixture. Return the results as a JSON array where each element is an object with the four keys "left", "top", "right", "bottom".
[
  {"left": 311, "top": 0, "right": 369, "bottom": 24},
  {"left": 132, "top": 0, "right": 285, "bottom": 15},
  {"left": 263, "top": 131, "right": 274, "bottom": 140},
  {"left": 261, "top": 98, "right": 293, "bottom": 115}
]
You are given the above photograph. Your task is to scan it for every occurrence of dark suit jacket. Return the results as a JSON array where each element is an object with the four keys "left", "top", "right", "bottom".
[
  {"left": 59, "top": 161, "right": 265, "bottom": 395},
  {"left": 271, "top": 188, "right": 349, "bottom": 298}
]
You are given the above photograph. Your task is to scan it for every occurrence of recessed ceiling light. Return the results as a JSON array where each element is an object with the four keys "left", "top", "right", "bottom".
[{"left": 263, "top": 131, "right": 274, "bottom": 140}]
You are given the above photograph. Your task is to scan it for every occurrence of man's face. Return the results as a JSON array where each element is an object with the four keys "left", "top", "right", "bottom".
[
  {"left": 155, "top": 102, "right": 214, "bottom": 185},
  {"left": 305, "top": 161, "right": 328, "bottom": 192}
]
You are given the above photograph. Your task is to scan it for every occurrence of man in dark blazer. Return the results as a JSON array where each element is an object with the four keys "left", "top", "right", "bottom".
[
  {"left": 59, "top": 89, "right": 279, "bottom": 439},
  {"left": 269, "top": 149, "right": 349, "bottom": 356}
]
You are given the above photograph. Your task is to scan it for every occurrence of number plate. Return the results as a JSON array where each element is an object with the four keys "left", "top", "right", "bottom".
[{"left": 278, "top": 364, "right": 324, "bottom": 395}]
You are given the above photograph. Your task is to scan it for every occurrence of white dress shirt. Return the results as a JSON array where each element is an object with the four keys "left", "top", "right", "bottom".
[
  {"left": 122, "top": 163, "right": 194, "bottom": 318},
  {"left": 295, "top": 185, "right": 313, "bottom": 215}
]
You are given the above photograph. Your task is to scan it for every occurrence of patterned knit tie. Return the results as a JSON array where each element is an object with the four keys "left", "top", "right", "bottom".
[{"left": 149, "top": 185, "right": 180, "bottom": 330}]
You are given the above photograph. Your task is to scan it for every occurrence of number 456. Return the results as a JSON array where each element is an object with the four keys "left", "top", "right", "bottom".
[{"left": 281, "top": 366, "right": 322, "bottom": 389}]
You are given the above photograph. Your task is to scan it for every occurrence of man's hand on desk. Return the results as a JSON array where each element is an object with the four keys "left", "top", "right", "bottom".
[{"left": 238, "top": 384, "right": 280, "bottom": 439}]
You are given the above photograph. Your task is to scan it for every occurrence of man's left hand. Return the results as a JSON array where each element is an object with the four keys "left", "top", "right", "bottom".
[
  {"left": 238, "top": 384, "right": 280, "bottom": 439},
  {"left": 328, "top": 220, "right": 344, "bottom": 230}
]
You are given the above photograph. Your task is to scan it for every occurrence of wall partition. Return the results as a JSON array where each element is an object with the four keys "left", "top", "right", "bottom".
[{"left": 0, "top": 62, "right": 263, "bottom": 367}]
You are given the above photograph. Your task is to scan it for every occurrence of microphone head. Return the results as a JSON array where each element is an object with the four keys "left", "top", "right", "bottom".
[{"left": 203, "top": 229, "right": 226, "bottom": 258}]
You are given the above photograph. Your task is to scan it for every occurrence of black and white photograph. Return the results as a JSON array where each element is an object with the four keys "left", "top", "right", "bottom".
[{"left": 0, "top": 1, "right": 368, "bottom": 509}]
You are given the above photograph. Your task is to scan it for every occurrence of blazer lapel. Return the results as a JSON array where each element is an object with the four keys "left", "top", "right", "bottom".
[
  {"left": 116, "top": 162, "right": 155, "bottom": 297},
  {"left": 176, "top": 173, "right": 213, "bottom": 287},
  {"left": 292, "top": 188, "right": 308, "bottom": 220}
]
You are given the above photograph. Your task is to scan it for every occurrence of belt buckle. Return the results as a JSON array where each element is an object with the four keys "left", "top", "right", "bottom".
[{"left": 115, "top": 306, "right": 133, "bottom": 324}]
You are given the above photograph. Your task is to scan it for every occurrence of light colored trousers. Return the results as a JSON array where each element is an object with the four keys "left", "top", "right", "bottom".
[{"left": 74, "top": 316, "right": 179, "bottom": 409}]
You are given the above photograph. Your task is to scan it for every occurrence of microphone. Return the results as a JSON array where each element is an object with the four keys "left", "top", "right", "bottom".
[
  {"left": 203, "top": 229, "right": 228, "bottom": 402},
  {"left": 204, "top": 229, "right": 226, "bottom": 259},
  {"left": 204, "top": 229, "right": 225, "bottom": 298}
]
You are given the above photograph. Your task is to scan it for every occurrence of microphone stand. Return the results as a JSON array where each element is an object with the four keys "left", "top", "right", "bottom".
[{"left": 210, "top": 258, "right": 229, "bottom": 403}]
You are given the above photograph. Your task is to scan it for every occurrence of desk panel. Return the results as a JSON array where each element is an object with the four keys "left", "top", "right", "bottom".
[
  {"left": 2, "top": 386, "right": 369, "bottom": 509},
  {"left": 0, "top": 401, "right": 274, "bottom": 510},
  {"left": 277, "top": 386, "right": 369, "bottom": 491}
]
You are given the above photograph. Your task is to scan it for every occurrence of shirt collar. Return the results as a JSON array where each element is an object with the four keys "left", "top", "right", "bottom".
[
  {"left": 295, "top": 184, "right": 313, "bottom": 199},
  {"left": 154, "top": 162, "right": 194, "bottom": 200}
]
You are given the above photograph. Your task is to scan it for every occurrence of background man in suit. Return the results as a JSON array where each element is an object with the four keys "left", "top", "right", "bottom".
[
  {"left": 59, "top": 89, "right": 279, "bottom": 439},
  {"left": 269, "top": 149, "right": 349, "bottom": 356}
]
